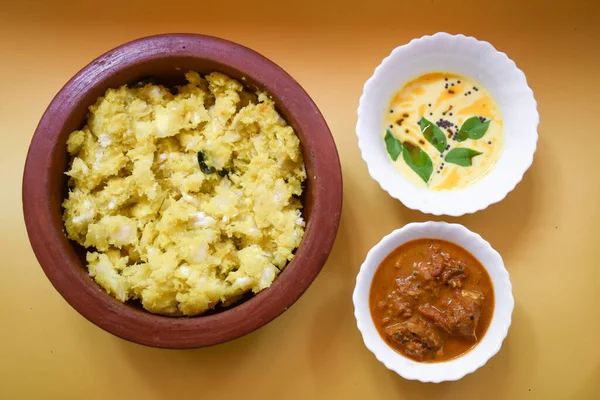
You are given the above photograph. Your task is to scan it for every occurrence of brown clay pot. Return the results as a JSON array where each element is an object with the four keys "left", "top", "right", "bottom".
[{"left": 22, "top": 34, "right": 342, "bottom": 348}]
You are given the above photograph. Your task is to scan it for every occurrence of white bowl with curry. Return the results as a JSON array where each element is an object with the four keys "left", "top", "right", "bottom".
[
  {"left": 353, "top": 222, "right": 514, "bottom": 382},
  {"left": 356, "top": 32, "right": 539, "bottom": 216}
]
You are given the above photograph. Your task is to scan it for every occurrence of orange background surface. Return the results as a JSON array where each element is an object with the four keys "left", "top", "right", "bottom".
[{"left": 1, "top": 0, "right": 599, "bottom": 399}]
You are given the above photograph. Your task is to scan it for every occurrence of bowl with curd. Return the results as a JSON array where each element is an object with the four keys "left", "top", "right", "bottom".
[{"left": 357, "top": 33, "right": 539, "bottom": 216}]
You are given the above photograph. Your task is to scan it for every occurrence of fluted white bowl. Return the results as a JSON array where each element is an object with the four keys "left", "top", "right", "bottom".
[
  {"left": 353, "top": 222, "right": 514, "bottom": 382},
  {"left": 356, "top": 32, "right": 538, "bottom": 216}
]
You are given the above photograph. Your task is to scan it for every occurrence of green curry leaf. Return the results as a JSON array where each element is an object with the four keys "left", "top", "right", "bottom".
[
  {"left": 385, "top": 129, "right": 403, "bottom": 161},
  {"left": 419, "top": 117, "right": 447, "bottom": 153},
  {"left": 402, "top": 141, "right": 433, "bottom": 183},
  {"left": 445, "top": 147, "right": 482, "bottom": 167},
  {"left": 197, "top": 151, "right": 216, "bottom": 174},
  {"left": 457, "top": 117, "right": 491, "bottom": 142}
]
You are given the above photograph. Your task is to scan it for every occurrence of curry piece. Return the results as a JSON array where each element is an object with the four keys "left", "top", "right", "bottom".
[
  {"left": 419, "top": 289, "right": 484, "bottom": 340},
  {"left": 384, "top": 316, "right": 442, "bottom": 361},
  {"left": 369, "top": 239, "right": 494, "bottom": 362}
]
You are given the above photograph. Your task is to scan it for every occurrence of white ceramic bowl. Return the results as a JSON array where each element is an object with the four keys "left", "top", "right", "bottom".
[
  {"left": 353, "top": 222, "right": 514, "bottom": 382},
  {"left": 356, "top": 32, "right": 539, "bottom": 216}
]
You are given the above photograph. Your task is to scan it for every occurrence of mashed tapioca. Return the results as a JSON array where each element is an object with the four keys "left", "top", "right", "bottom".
[{"left": 62, "top": 72, "right": 306, "bottom": 316}]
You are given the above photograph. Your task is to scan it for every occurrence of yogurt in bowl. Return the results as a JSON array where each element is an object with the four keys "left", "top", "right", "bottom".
[
  {"left": 356, "top": 32, "right": 539, "bottom": 216},
  {"left": 352, "top": 222, "right": 514, "bottom": 382}
]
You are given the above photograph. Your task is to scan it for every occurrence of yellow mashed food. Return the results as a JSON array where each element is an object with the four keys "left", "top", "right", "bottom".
[{"left": 62, "top": 72, "right": 306, "bottom": 316}]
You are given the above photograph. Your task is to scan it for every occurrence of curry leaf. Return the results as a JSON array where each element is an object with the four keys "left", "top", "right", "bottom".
[
  {"left": 457, "top": 117, "right": 491, "bottom": 142},
  {"left": 402, "top": 141, "right": 433, "bottom": 183},
  {"left": 197, "top": 151, "right": 216, "bottom": 174},
  {"left": 419, "top": 117, "right": 447, "bottom": 153},
  {"left": 385, "top": 129, "right": 403, "bottom": 161},
  {"left": 445, "top": 148, "right": 482, "bottom": 167}
]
